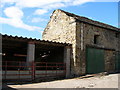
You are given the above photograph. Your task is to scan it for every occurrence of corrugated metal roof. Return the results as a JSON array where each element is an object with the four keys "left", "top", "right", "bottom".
[{"left": 1, "top": 34, "right": 71, "bottom": 46}]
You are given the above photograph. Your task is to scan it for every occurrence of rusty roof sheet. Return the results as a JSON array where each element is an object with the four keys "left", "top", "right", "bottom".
[{"left": 1, "top": 34, "right": 71, "bottom": 46}]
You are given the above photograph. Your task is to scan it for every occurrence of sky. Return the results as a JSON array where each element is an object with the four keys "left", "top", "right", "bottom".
[{"left": 0, "top": 0, "right": 119, "bottom": 39}]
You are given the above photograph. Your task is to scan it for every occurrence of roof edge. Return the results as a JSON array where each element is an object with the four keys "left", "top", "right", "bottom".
[
  {"left": 55, "top": 9, "right": 119, "bottom": 32},
  {"left": 1, "top": 33, "right": 71, "bottom": 46}
]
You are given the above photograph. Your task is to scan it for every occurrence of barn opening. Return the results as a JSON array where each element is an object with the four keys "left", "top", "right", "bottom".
[
  {"left": 2, "top": 37, "right": 27, "bottom": 70},
  {"left": 2, "top": 35, "right": 71, "bottom": 82}
]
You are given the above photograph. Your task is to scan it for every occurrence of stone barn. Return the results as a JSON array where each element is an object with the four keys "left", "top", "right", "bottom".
[
  {"left": 42, "top": 9, "right": 120, "bottom": 77},
  {"left": 1, "top": 9, "right": 120, "bottom": 83}
]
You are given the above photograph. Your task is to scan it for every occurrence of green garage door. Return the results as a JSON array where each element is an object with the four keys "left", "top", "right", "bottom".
[
  {"left": 115, "top": 52, "right": 120, "bottom": 71},
  {"left": 86, "top": 48, "right": 105, "bottom": 74}
]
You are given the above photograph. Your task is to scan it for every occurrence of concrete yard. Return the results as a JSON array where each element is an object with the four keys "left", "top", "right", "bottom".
[{"left": 7, "top": 73, "right": 119, "bottom": 89}]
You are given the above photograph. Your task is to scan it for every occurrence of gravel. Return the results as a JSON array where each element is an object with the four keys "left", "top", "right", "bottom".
[{"left": 8, "top": 74, "right": 119, "bottom": 88}]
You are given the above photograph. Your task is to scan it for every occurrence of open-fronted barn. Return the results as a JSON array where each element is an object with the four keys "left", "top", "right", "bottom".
[{"left": 1, "top": 34, "right": 71, "bottom": 82}]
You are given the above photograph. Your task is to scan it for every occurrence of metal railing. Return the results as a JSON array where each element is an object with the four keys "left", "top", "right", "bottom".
[{"left": 1, "top": 61, "right": 66, "bottom": 82}]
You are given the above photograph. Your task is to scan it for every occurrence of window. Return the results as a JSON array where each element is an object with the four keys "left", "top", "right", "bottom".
[{"left": 94, "top": 35, "right": 99, "bottom": 44}]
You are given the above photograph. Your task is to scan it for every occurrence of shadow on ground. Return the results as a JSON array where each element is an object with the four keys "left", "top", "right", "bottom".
[{"left": 2, "top": 84, "right": 17, "bottom": 90}]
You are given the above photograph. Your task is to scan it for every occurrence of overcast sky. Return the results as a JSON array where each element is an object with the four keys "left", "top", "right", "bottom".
[{"left": 0, "top": 0, "right": 119, "bottom": 39}]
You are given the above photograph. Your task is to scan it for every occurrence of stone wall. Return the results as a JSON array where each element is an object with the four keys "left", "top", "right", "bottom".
[
  {"left": 118, "top": 33, "right": 120, "bottom": 51},
  {"left": 76, "top": 22, "right": 120, "bottom": 75},
  {"left": 104, "top": 50, "right": 116, "bottom": 73},
  {"left": 43, "top": 9, "right": 76, "bottom": 44},
  {"left": 43, "top": 9, "right": 120, "bottom": 76},
  {"left": 82, "top": 23, "right": 118, "bottom": 50},
  {"left": 42, "top": 9, "right": 77, "bottom": 76}
]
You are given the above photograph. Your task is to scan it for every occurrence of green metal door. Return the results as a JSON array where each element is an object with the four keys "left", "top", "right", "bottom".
[
  {"left": 86, "top": 48, "right": 105, "bottom": 74},
  {"left": 115, "top": 52, "right": 120, "bottom": 71}
]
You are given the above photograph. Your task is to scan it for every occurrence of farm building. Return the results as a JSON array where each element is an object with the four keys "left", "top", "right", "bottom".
[
  {"left": 1, "top": 34, "right": 71, "bottom": 82},
  {"left": 1, "top": 9, "right": 120, "bottom": 82},
  {"left": 43, "top": 9, "right": 120, "bottom": 76}
]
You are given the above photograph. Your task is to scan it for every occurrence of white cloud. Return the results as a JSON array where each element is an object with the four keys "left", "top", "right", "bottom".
[
  {"left": 1, "top": 6, "right": 41, "bottom": 31},
  {"left": 34, "top": 9, "right": 48, "bottom": 15},
  {"left": 1, "top": 0, "right": 93, "bottom": 8},
  {"left": 2, "top": 0, "right": 115, "bottom": 32},
  {"left": 1, "top": 0, "right": 16, "bottom": 3},
  {"left": 34, "top": 3, "right": 66, "bottom": 15},
  {"left": 93, "top": 0, "right": 119, "bottom": 2},
  {"left": 1, "top": 0, "right": 64, "bottom": 8},
  {"left": 4, "top": 6, "right": 23, "bottom": 18},
  {"left": 72, "top": 0, "right": 94, "bottom": 5},
  {"left": 1, "top": 0, "right": 118, "bottom": 10},
  {"left": 31, "top": 17, "right": 47, "bottom": 23},
  {"left": 44, "top": 3, "right": 66, "bottom": 10},
  {"left": 0, "top": 17, "right": 41, "bottom": 31},
  {"left": 1, "top": 0, "right": 95, "bottom": 16}
]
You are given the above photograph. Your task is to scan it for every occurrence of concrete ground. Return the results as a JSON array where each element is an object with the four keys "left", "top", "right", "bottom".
[{"left": 6, "top": 74, "right": 119, "bottom": 89}]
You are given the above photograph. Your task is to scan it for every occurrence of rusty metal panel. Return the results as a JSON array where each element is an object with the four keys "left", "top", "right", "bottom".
[{"left": 2, "top": 61, "right": 66, "bottom": 83}]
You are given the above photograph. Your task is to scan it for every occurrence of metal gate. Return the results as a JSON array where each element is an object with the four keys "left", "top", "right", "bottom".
[
  {"left": 86, "top": 47, "right": 105, "bottom": 74},
  {"left": 34, "top": 62, "right": 66, "bottom": 79},
  {"left": 2, "top": 61, "right": 66, "bottom": 82}
]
